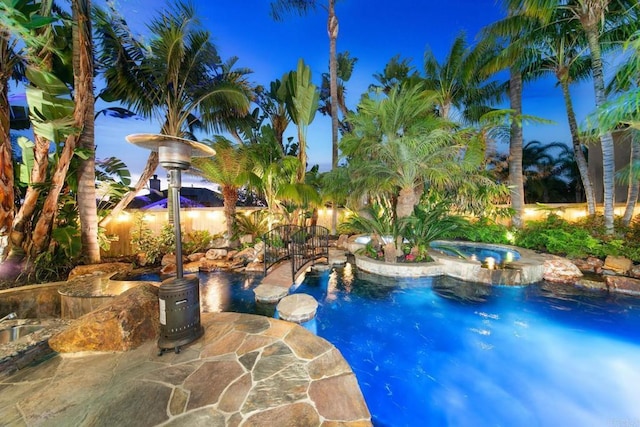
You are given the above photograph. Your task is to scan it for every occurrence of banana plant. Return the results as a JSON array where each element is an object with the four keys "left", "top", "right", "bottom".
[{"left": 279, "top": 59, "right": 319, "bottom": 183}]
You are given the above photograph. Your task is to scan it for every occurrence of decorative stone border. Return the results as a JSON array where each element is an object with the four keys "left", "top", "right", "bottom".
[{"left": 353, "top": 240, "right": 547, "bottom": 286}]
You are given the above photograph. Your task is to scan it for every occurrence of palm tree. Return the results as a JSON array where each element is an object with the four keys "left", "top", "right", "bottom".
[
  {"left": 270, "top": 0, "right": 341, "bottom": 232},
  {"left": 339, "top": 84, "right": 468, "bottom": 220},
  {"left": 190, "top": 137, "right": 252, "bottom": 248},
  {"left": 94, "top": 1, "right": 251, "bottom": 226},
  {"left": 495, "top": 8, "right": 598, "bottom": 213},
  {"left": 319, "top": 51, "right": 357, "bottom": 133},
  {"left": 479, "top": 2, "right": 540, "bottom": 228},
  {"left": 605, "top": 30, "right": 640, "bottom": 225},
  {"left": 370, "top": 55, "right": 420, "bottom": 94},
  {"left": 71, "top": 0, "right": 99, "bottom": 264},
  {"left": 422, "top": 32, "right": 503, "bottom": 122},
  {"left": 520, "top": 0, "right": 638, "bottom": 234}
]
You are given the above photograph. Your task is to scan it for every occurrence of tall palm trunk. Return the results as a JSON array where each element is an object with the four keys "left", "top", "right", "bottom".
[
  {"left": 560, "top": 79, "right": 596, "bottom": 214},
  {"left": 222, "top": 185, "right": 238, "bottom": 248},
  {"left": 585, "top": 25, "right": 615, "bottom": 234},
  {"left": 73, "top": 0, "right": 99, "bottom": 264},
  {"left": 622, "top": 132, "right": 639, "bottom": 226},
  {"left": 328, "top": 0, "right": 339, "bottom": 235},
  {"left": 100, "top": 152, "right": 159, "bottom": 227},
  {"left": 0, "top": 36, "right": 13, "bottom": 260},
  {"left": 508, "top": 69, "right": 525, "bottom": 228}
]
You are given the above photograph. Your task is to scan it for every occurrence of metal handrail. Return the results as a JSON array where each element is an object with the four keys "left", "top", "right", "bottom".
[{"left": 262, "top": 225, "right": 330, "bottom": 279}]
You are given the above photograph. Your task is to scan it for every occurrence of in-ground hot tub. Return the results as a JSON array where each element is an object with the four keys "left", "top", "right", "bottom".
[{"left": 429, "top": 240, "right": 521, "bottom": 266}]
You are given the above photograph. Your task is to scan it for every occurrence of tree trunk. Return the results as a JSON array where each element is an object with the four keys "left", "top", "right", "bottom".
[
  {"left": 73, "top": 0, "right": 99, "bottom": 264},
  {"left": 560, "top": 78, "right": 596, "bottom": 215},
  {"left": 396, "top": 186, "right": 417, "bottom": 219},
  {"left": 99, "top": 151, "right": 159, "bottom": 227},
  {"left": 328, "top": 0, "right": 339, "bottom": 235},
  {"left": 0, "top": 76, "right": 12, "bottom": 261},
  {"left": 297, "top": 126, "right": 306, "bottom": 183},
  {"left": 622, "top": 131, "right": 639, "bottom": 226},
  {"left": 508, "top": 69, "right": 525, "bottom": 228},
  {"left": 30, "top": 133, "right": 79, "bottom": 257},
  {"left": 9, "top": 134, "right": 50, "bottom": 258},
  {"left": 222, "top": 184, "right": 238, "bottom": 248},
  {"left": 586, "top": 27, "right": 615, "bottom": 234}
]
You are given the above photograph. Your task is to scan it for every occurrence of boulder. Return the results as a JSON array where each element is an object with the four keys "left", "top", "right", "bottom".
[
  {"left": 205, "top": 248, "right": 228, "bottom": 260},
  {"left": 543, "top": 256, "right": 583, "bottom": 284},
  {"left": 234, "top": 247, "right": 256, "bottom": 262},
  {"left": 49, "top": 283, "right": 159, "bottom": 353},
  {"left": 336, "top": 234, "right": 349, "bottom": 250},
  {"left": 605, "top": 275, "right": 640, "bottom": 296},
  {"left": 253, "top": 240, "right": 265, "bottom": 255},
  {"left": 135, "top": 252, "right": 149, "bottom": 267},
  {"left": 603, "top": 255, "right": 633, "bottom": 275},
  {"left": 183, "top": 261, "right": 201, "bottom": 274},
  {"left": 630, "top": 264, "right": 640, "bottom": 279},
  {"left": 245, "top": 261, "right": 265, "bottom": 273},
  {"left": 160, "top": 263, "right": 177, "bottom": 276},
  {"left": 187, "top": 252, "right": 206, "bottom": 262},
  {"left": 68, "top": 262, "right": 132, "bottom": 280},
  {"left": 161, "top": 253, "right": 187, "bottom": 267},
  {"left": 239, "top": 234, "right": 253, "bottom": 245},
  {"left": 572, "top": 256, "right": 604, "bottom": 274}
]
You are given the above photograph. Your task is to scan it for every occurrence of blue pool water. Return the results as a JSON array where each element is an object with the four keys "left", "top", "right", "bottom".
[
  {"left": 141, "top": 269, "right": 640, "bottom": 426},
  {"left": 430, "top": 241, "right": 521, "bottom": 264}
]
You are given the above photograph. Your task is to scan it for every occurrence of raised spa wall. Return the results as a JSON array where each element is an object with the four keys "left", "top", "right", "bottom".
[{"left": 348, "top": 237, "right": 547, "bottom": 286}]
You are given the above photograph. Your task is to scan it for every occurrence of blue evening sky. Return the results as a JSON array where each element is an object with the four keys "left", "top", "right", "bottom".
[{"left": 15, "top": 1, "right": 599, "bottom": 185}]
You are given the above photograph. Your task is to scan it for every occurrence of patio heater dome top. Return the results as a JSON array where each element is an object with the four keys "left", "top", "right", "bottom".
[{"left": 126, "top": 133, "right": 215, "bottom": 170}]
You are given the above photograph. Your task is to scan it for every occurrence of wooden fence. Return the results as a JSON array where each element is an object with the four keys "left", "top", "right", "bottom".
[{"left": 102, "top": 203, "right": 640, "bottom": 257}]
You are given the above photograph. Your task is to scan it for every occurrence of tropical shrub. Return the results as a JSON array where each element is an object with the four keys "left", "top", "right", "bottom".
[
  {"left": 130, "top": 214, "right": 175, "bottom": 265},
  {"left": 183, "top": 230, "right": 222, "bottom": 254},
  {"left": 515, "top": 214, "right": 601, "bottom": 259},
  {"left": 463, "top": 218, "right": 513, "bottom": 245},
  {"left": 338, "top": 199, "right": 399, "bottom": 238},
  {"left": 234, "top": 210, "right": 273, "bottom": 241},
  {"left": 400, "top": 199, "right": 470, "bottom": 254}
]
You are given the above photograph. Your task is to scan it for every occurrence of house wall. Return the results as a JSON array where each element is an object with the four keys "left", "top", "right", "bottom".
[{"left": 587, "top": 131, "right": 633, "bottom": 203}]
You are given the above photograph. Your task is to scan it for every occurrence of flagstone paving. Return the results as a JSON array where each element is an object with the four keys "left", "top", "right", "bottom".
[{"left": 0, "top": 312, "right": 371, "bottom": 426}]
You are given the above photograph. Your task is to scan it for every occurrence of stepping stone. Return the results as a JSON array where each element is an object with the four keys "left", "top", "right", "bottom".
[
  {"left": 277, "top": 294, "right": 318, "bottom": 324},
  {"left": 254, "top": 284, "right": 289, "bottom": 303}
]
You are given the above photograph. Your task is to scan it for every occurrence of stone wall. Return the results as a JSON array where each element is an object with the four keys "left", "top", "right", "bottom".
[{"left": 0, "top": 282, "right": 63, "bottom": 319}]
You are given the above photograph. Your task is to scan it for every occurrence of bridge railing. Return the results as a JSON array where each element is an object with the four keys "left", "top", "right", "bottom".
[
  {"left": 262, "top": 225, "right": 330, "bottom": 279},
  {"left": 290, "top": 226, "right": 329, "bottom": 279}
]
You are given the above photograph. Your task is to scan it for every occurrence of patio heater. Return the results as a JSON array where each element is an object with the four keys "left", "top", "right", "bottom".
[{"left": 126, "top": 133, "right": 215, "bottom": 355}]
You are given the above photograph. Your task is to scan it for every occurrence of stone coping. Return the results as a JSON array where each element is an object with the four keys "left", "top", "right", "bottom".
[
  {"left": 58, "top": 274, "right": 150, "bottom": 298},
  {"left": 0, "top": 312, "right": 371, "bottom": 426},
  {"left": 0, "top": 318, "right": 71, "bottom": 378}
]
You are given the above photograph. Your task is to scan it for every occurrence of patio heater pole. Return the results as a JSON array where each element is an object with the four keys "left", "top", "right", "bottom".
[
  {"left": 168, "top": 169, "right": 183, "bottom": 278},
  {"left": 126, "top": 134, "right": 215, "bottom": 355}
]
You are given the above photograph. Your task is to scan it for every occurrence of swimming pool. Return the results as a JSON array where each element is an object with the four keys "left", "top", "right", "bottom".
[{"left": 140, "top": 269, "right": 640, "bottom": 425}]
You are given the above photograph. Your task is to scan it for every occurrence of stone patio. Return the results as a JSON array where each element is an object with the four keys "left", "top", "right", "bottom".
[{"left": 0, "top": 311, "right": 371, "bottom": 426}]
